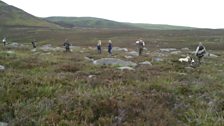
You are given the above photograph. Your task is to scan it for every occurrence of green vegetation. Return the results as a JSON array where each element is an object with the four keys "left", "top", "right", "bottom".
[{"left": 0, "top": 40, "right": 224, "bottom": 125}]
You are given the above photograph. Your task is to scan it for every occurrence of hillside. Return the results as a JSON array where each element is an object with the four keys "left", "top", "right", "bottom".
[
  {"left": 0, "top": 1, "right": 60, "bottom": 28},
  {"left": 45, "top": 16, "right": 196, "bottom": 30},
  {"left": 45, "top": 17, "right": 137, "bottom": 29},
  {"left": 130, "top": 23, "right": 196, "bottom": 30}
]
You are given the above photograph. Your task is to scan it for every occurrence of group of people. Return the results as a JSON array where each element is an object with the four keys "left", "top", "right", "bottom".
[
  {"left": 2, "top": 36, "right": 207, "bottom": 64},
  {"left": 96, "top": 40, "right": 112, "bottom": 55}
]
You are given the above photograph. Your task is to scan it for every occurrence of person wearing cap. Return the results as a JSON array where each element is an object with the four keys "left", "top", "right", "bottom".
[
  {"left": 136, "top": 38, "right": 145, "bottom": 56},
  {"left": 97, "top": 40, "right": 102, "bottom": 54},
  {"left": 195, "top": 42, "right": 206, "bottom": 64},
  {"left": 108, "top": 40, "right": 112, "bottom": 55}
]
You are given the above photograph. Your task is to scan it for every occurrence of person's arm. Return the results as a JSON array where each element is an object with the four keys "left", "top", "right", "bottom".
[{"left": 195, "top": 46, "right": 199, "bottom": 55}]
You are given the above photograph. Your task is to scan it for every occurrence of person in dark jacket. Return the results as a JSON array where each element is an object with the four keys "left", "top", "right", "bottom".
[
  {"left": 63, "top": 39, "right": 71, "bottom": 52},
  {"left": 108, "top": 40, "right": 112, "bottom": 55},
  {"left": 195, "top": 42, "right": 206, "bottom": 64}
]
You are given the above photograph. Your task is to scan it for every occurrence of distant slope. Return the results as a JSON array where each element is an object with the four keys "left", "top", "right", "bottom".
[
  {"left": 129, "top": 23, "right": 196, "bottom": 30},
  {"left": 0, "top": 1, "right": 60, "bottom": 28},
  {"left": 45, "top": 17, "right": 138, "bottom": 29},
  {"left": 45, "top": 16, "right": 196, "bottom": 30}
]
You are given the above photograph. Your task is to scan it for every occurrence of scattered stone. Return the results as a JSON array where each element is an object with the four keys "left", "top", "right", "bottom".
[
  {"left": 126, "top": 51, "right": 138, "bottom": 56},
  {"left": 88, "top": 75, "right": 96, "bottom": 78},
  {"left": 0, "top": 65, "right": 5, "bottom": 71},
  {"left": 181, "top": 48, "right": 190, "bottom": 51},
  {"left": 139, "top": 61, "right": 152, "bottom": 65},
  {"left": 31, "top": 48, "right": 37, "bottom": 52},
  {"left": 185, "top": 67, "right": 194, "bottom": 71},
  {"left": 0, "top": 122, "right": 8, "bottom": 126},
  {"left": 84, "top": 57, "right": 94, "bottom": 62},
  {"left": 113, "top": 47, "right": 128, "bottom": 52},
  {"left": 160, "top": 48, "right": 177, "bottom": 52},
  {"left": 118, "top": 66, "right": 135, "bottom": 71},
  {"left": 124, "top": 55, "right": 133, "bottom": 59},
  {"left": 152, "top": 57, "right": 164, "bottom": 62},
  {"left": 93, "top": 58, "right": 137, "bottom": 67},
  {"left": 208, "top": 53, "right": 218, "bottom": 58},
  {"left": 170, "top": 51, "right": 182, "bottom": 55},
  {"left": 6, "top": 51, "right": 15, "bottom": 54},
  {"left": 7, "top": 42, "right": 20, "bottom": 48}
]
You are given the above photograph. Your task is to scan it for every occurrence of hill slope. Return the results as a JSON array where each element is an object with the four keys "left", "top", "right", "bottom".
[
  {"left": 129, "top": 23, "right": 195, "bottom": 30},
  {"left": 0, "top": 1, "right": 60, "bottom": 28},
  {"left": 46, "top": 16, "right": 196, "bottom": 30},
  {"left": 45, "top": 16, "right": 137, "bottom": 29}
]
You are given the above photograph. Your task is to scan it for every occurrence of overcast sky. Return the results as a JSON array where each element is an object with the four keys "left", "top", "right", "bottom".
[{"left": 2, "top": 0, "right": 224, "bottom": 28}]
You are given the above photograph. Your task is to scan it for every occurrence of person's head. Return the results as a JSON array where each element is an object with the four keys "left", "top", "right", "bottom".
[
  {"left": 199, "top": 42, "right": 203, "bottom": 46},
  {"left": 98, "top": 40, "right": 101, "bottom": 44},
  {"left": 108, "top": 40, "right": 112, "bottom": 43}
]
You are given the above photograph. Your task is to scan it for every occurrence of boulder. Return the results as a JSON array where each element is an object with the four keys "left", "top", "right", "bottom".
[
  {"left": 0, "top": 65, "right": 5, "bottom": 71},
  {"left": 118, "top": 66, "right": 135, "bottom": 71},
  {"left": 152, "top": 57, "right": 164, "bottom": 62},
  {"left": 139, "top": 61, "right": 152, "bottom": 65},
  {"left": 126, "top": 51, "right": 138, "bottom": 56},
  {"left": 160, "top": 48, "right": 177, "bottom": 52},
  {"left": 0, "top": 122, "right": 8, "bottom": 126},
  {"left": 93, "top": 58, "right": 137, "bottom": 67},
  {"left": 170, "top": 51, "right": 182, "bottom": 55},
  {"left": 113, "top": 47, "right": 128, "bottom": 52},
  {"left": 124, "top": 55, "right": 133, "bottom": 59}
]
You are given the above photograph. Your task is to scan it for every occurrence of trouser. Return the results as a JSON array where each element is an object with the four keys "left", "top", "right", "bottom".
[
  {"left": 139, "top": 48, "right": 143, "bottom": 56},
  {"left": 108, "top": 48, "right": 112, "bottom": 54}
]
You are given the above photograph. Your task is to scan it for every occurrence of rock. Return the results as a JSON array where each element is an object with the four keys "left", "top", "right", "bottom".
[
  {"left": 160, "top": 48, "right": 177, "bottom": 52},
  {"left": 84, "top": 57, "right": 94, "bottom": 62},
  {"left": 139, "top": 61, "right": 152, "bottom": 65},
  {"left": 113, "top": 47, "right": 128, "bottom": 52},
  {"left": 93, "top": 58, "right": 137, "bottom": 67},
  {"left": 126, "top": 51, "right": 138, "bottom": 56},
  {"left": 0, "top": 122, "right": 8, "bottom": 126},
  {"left": 39, "top": 44, "right": 53, "bottom": 52},
  {"left": 7, "top": 42, "right": 19, "bottom": 48},
  {"left": 88, "top": 75, "right": 96, "bottom": 78},
  {"left": 208, "top": 53, "right": 218, "bottom": 58},
  {"left": 0, "top": 65, "right": 5, "bottom": 71},
  {"left": 170, "top": 51, "right": 182, "bottom": 55},
  {"left": 152, "top": 57, "right": 164, "bottom": 62},
  {"left": 118, "top": 66, "right": 135, "bottom": 71},
  {"left": 31, "top": 48, "right": 37, "bottom": 52},
  {"left": 6, "top": 51, "right": 15, "bottom": 54},
  {"left": 185, "top": 67, "right": 194, "bottom": 71},
  {"left": 124, "top": 55, "right": 133, "bottom": 59},
  {"left": 181, "top": 48, "right": 190, "bottom": 51}
]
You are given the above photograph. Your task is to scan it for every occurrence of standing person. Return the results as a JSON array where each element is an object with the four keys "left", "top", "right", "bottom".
[
  {"left": 195, "top": 42, "right": 206, "bottom": 64},
  {"left": 31, "top": 39, "right": 37, "bottom": 48},
  {"left": 97, "top": 40, "right": 102, "bottom": 54},
  {"left": 63, "top": 39, "right": 71, "bottom": 52},
  {"left": 2, "top": 37, "right": 6, "bottom": 46},
  {"left": 108, "top": 40, "right": 112, "bottom": 55},
  {"left": 136, "top": 38, "right": 145, "bottom": 56}
]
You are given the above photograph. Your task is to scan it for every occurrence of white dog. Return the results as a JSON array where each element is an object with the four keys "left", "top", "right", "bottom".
[
  {"left": 179, "top": 56, "right": 195, "bottom": 65},
  {"left": 178, "top": 56, "right": 191, "bottom": 62}
]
